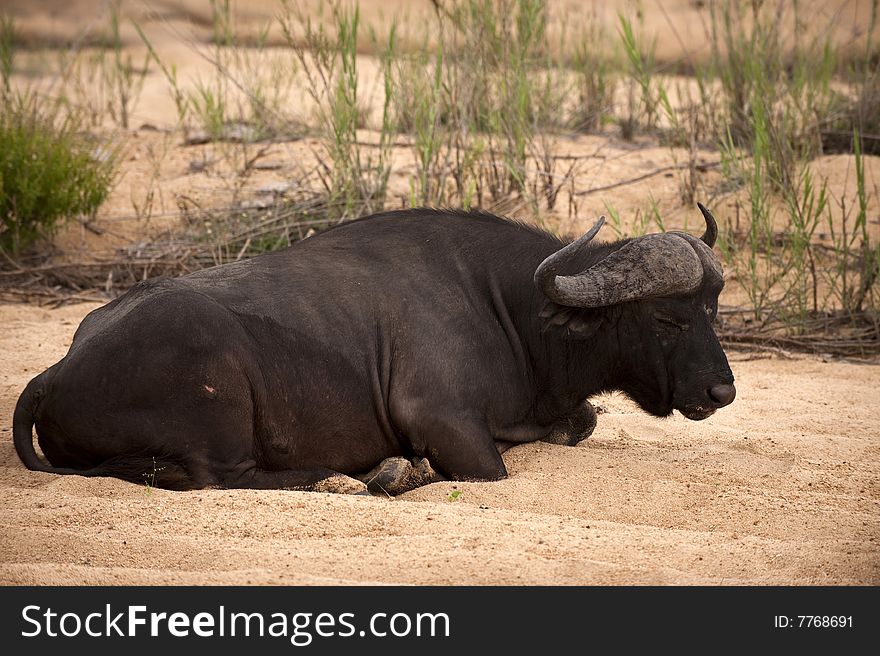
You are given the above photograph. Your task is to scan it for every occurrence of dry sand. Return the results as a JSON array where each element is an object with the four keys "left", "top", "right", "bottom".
[{"left": 1, "top": 301, "right": 878, "bottom": 585}]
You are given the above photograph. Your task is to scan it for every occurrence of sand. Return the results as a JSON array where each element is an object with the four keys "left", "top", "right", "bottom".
[{"left": 1, "top": 301, "right": 878, "bottom": 585}]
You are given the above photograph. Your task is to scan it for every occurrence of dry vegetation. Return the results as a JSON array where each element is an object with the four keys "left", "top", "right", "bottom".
[{"left": 0, "top": 0, "right": 878, "bottom": 355}]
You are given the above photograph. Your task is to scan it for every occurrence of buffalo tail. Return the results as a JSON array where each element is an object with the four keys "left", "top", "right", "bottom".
[
  {"left": 13, "top": 371, "right": 193, "bottom": 488},
  {"left": 12, "top": 373, "right": 56, "bottom": 473}
]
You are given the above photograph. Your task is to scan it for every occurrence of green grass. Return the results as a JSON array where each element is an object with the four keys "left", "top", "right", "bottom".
[
  {"left": 142, "top": 456, "right": 165, "bottom": 495},
  {"left": 824, "top": 129, "right": 879, "bottom": 316},
  {"left": 281, "top": 0, "right": 394, "bottom": 219},
  {"left": 53, "top": 1, "right": 149, "bottom": 130},
  {"left": 0, "top": 14, "right": 13, "bottom": 96},
  {"left": 569, "top": 18, "right": 618, "bottom": 133},
  {"left": 137, "top": 0, "right": 295, "bottom": 141},
  {"left": 618, "top": 12, "right": 661, "bottom": 137},
  {"left": 706, "top": 0, "right": 878, "bottom": 332},
  {"left": 104, "top": 0, "right": 148, "bottom": 129},
  {"left": 2, "top": 0, "right": 877, "bottom": 345},
  {"left": 389, "top": 0, "right": 561, "bottom": 209}
]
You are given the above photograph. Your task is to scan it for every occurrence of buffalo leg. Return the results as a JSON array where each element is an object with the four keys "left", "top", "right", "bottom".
[
  {"left": 421, "top": 418, "right": 508, "bottom": 482},
  {"left": 495, "top": 440, "right": 517, "bottom": 454},
  {"left": 227, "top": 466, "right": 368, "bottom": 494},
  {"left": 392, "top": 397, "right": 507, "bottom": 481}
]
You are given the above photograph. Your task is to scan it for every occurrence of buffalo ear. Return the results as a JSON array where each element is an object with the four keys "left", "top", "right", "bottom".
[
  {"left": 538, "top": 299, "right": 573, "bottom": 328},
  {"left": 539, "top": 301, "right": 574, "bottom": 326},
  {"left": 539, "top": 300, "right": 604, "bottom": 339},
  {"left": 565, "top": 314, "right": 603, "bottom": 340}
]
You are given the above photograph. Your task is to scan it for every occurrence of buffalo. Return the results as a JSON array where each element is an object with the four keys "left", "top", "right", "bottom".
[{"left": 14, "top": 205, "right": 735, "bottom": 495}]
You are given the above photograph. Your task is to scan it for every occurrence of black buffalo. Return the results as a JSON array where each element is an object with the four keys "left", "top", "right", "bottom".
[{"left": 14, "top": 206, "right": 735, "bottom": 495}]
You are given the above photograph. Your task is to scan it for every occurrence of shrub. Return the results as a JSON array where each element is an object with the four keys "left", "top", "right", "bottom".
[{"left": 0, "top": 93, "right": 116, "bottom": 253}]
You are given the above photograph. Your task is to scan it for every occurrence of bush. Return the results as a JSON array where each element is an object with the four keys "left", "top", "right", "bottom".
[{"left": 0, "top": 93, "right": 116, "bottom": 254}]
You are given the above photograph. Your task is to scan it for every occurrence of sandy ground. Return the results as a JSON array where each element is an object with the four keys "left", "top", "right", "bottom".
[{"left": 0, "top": 301, "right": 877, "bottom": 585}]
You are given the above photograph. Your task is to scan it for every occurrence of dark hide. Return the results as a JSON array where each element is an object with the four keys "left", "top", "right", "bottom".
[{"left": 14, "top": 209, "right": 735, "bottom": 492}]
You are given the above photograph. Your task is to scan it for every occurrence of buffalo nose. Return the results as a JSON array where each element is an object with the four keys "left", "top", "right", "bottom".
[{"left": 708, "top": 383, "right": 736, "bottom": 407}]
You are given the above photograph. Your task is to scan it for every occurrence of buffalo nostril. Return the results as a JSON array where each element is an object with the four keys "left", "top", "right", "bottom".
[{"left": 708, "top": 383, "right": 736, "bottom": 407}]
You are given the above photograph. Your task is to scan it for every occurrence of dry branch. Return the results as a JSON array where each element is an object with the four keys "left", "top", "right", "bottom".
[{"left": 574, "top": 161, "right": 721, "bottom": 197}]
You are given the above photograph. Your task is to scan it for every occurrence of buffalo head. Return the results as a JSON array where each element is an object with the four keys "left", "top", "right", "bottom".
[{"left": 534, "top": 203, "right": 736, "bottom": 420}]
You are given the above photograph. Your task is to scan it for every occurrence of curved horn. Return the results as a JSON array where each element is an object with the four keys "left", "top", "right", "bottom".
[
  {"left": 536, "top": 232, "right": 706, "bottom": 308},
  {"left": 697, "top": 202, "right": 718, "bottom": 248},
  {"left": 534, "top": 216, "right": 605, "bottom": 300}
]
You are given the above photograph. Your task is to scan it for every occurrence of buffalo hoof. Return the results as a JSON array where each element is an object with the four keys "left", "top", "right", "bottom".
[
  {"left": 359, "top": 457, "right": 412, "bottom": 495},
  {"left": 359, "top": 456, "right": 445, "bottom": 495},
  {"left": 411, "top": 456, "right": 442, "bottom": 483},
  {"left": 542, "top": 401, "right": 598, "bottom": 446},
  {"left": 313, "top": 474, "right": 369, "bottom": 495}
]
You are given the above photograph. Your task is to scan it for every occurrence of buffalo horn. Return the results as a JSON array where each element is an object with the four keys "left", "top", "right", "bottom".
[
  {"left": 533, "top": 216, "right": 605, "bottom": 301},
  {"left": 697, "top": 202, "right": 718, "bottom": 248},
  {"left": 534, "top": 206, "right": 723, "bottom": 308}
]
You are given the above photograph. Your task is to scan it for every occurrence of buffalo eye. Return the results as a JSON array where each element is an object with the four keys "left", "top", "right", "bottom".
[{"left": 654, "top": 313, "right": 690, "bottom": 331}]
